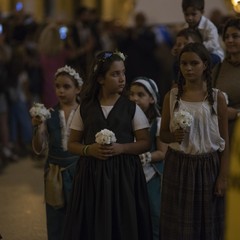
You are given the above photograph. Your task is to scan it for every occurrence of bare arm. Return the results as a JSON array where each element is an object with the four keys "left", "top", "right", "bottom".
[
  {"left": 68, "top": 128, "right": 151, "bottom": 160},
  {"left": 32, "top": 117, "right": 48, "bottom": 155},
  {"left": 151, "top": 137, "right": 168, "bottom": 162},
  {"left": 214, "top": 91, "right": 229, "bottom": 196},
  {"left": 120, "top": 128, "right": 151, "bottom": 155},
  {"left": 67, "top": 129, "right": 85, "bottom": 155},
  {"left": 228, "top": 107, "right": 239, "bottom": 120},
  {"left": 160, "top": 91, "right": 185, "bottom": 143}
]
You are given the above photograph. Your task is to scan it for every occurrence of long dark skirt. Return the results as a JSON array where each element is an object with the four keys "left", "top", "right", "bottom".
[
  {"left": 160, "top": 148, "right": 224, "bottom": 240},
  {"left": 63, "top": 154, "right": 152, "bottom": 240}
]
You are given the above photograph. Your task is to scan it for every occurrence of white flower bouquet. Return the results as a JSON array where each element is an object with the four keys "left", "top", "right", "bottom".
[
  {"left": 172, "top": 110, "right": 193, "bottom": 131},
  {"left": 95, "top": 129, "right": 117, "bottom": 145},
  {"left": 29, "top": 103, "right": 51, "bottom": 121}
]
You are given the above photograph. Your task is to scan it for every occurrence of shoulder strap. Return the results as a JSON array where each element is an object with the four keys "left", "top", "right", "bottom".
[{"left": 169, "top": 88, "right": 178, "bottom": 118}]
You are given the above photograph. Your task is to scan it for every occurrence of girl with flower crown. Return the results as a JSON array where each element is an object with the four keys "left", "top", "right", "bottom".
[
  {"left": 159, "top": 42, "right": 229, "bottom": 240},
  {"left": 129, "top": 77, "right": 168, "bottom": 240},
  {"left": 63, "top": 51, "right": 152, "bottom": 240},
  {"left": 31, "top": 65, "right": 83, "bottom": 240}
]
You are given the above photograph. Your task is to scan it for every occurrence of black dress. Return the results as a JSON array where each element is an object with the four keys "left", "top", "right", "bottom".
[{"left": 63, "top": 96, "right": 152, "bottom": 240}]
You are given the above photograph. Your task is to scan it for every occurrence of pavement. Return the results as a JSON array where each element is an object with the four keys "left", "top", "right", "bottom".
[{"left": 0, "top": 157, "right": 47, "bottom": 240}]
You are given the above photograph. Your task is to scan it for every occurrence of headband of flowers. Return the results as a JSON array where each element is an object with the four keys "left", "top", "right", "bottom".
[
  {"left": 55, "top": 65, "right": 83, "bottom": 87},
  {"left": 100, "top": 51, "right": 126, "bottom": 61},
  {"left": 94, "top": 51, "right": 126, "bottom": 72}
]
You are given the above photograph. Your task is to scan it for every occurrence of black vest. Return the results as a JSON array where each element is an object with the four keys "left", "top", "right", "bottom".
[{"left": 80, "top": 96, "right": 136, "bottom": 144}]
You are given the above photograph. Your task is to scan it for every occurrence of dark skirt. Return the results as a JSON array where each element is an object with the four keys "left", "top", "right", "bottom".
[
  {"left": 160, "top": 148, "right": 224, "bottom": 240},
  {"left": 63, "top": 154, "right": 152, "bottom": 240}
]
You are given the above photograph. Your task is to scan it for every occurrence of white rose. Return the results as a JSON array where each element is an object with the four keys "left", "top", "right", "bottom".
[
  {"left": 172, "top": 110, "right": 193, "bottom": 131},
  {"left": 29, "top": 103, "right": 51, "bottom": 121},
  {"left": 95, "top": 129, "right": 117, "bottom": 145}
]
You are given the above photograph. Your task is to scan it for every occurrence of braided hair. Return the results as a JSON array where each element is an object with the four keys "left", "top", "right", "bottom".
[{"left": 175, "top": 42, "right": 215, "bottom": 114}]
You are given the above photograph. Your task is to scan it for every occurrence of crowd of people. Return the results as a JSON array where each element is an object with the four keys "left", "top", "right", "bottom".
[
  {"left": 1, "top": 0, "right": 240, "bottom": 239},
  {"left": 0, "top": 4, "right": 174, "bottom": 171}
]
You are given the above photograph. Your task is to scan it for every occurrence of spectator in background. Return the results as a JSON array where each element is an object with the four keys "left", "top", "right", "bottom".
[
  {"left": 151, "top": 24, "right": 175, "bottom": 108},
  {"left": 0, "top": 22, "right": 19, "bottom": 166},
  {"left": 209, "top": 8, "right": 226, "bottom": 35},
  {"left": 38, "top": 23, "right": 68, "bottom": 108},
  {"left": 38, "top": 23, "right": 86, "bottom": 108},
  {"left": 212, "top": 17, "right": 240, "bottom": 143},
  {"left": 67, "top": 6, "right": 96, "bottom": 78},
  {"left": 171, "top": 27, "right": 203, "bottom": 85},
  {"left": 181, "top": 0, "right": 224, "bottom": 67},
  {"left": 23, "top": 20, "right": 43, "bottom": 103},
  {"left": 122, "top": 12, "right": 159, "bottom": 88},
  {"left": 8, "top": 44, "right": 33, "bottom": 157}
]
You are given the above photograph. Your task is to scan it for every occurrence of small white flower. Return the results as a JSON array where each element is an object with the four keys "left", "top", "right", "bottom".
[
  {"left": 172, "top": 110, "right": 193, "bottom": 131},
  {"left": 95, "top": 129, "right": 117, "bottom": 145},
  {"left": 55, "top": 65, "right": 83, "bottom": 87},
  {"left": 29, "top": 103, "right": 51, "bottom": 121},
  {"left": 115, "top": 52, "right": 126, "bottom": 61}
]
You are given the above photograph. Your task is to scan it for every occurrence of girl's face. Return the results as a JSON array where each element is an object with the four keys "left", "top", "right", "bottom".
[
  {"left": 99, "top": 60, "right": 126, "bottom": 94},
  {"left": 224, "top": 26, "right": 240, "bottom": 55},
  {"left": 55, "top": 75, "right": 80, "bottom": 105},
  {"left": 180, "top": 52, "right": 206, "bottom": 83},
  {"left": 183, "top": 7, "right": 202, "bottom": 28},
  {"left": 129, "top": 84, "right": 154, "bottom": 113}
]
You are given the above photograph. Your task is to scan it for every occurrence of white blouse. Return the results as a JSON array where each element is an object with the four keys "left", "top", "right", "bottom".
[
  {"left": 168, "top": 88, "right": 225, "bottom": 154},
  {"left": 70, "top": 104, "right": 149, "bottom": 131}
]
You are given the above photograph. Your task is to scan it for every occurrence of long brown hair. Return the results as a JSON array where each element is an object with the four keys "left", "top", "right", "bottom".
[{"left": 80, "top": 51, "right": 125, "bottom": 104}]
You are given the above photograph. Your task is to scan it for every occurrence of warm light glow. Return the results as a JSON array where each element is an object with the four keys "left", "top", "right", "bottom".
[
  {"left": 231, "top": 0, "right": 239, "bottom": 6},
  {"left": 231, "top": 0, "right": 240, "bottom": 13},
  {"left": 234, "top": 4, "right": 240, "bottom": 12}
]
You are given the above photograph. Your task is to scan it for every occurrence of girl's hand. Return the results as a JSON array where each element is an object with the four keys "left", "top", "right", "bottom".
[
  {"left": 88, "top": 143, "right": 123, "bottom": 160},
  {"left": 214, "top": 176, "right": 228, "bottom": 197},
  {"left": 88, "top": 143, "right": 114, "bottom": 160},
  {"left": 32, "top": 116, "right": 43, "bottom": 127},
  {"left": 110, "top": 143, "right": 124, "bottom": 156},
  {"left": 173, "top": 128, "right": 185, "bottom": 143}
]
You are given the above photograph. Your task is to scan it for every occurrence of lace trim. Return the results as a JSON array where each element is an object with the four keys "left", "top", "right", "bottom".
[{"left": 59, "top": 109, "right": 77, "bottom": 151}]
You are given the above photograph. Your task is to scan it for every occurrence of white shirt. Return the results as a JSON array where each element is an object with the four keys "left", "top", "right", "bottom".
[
  {"left": 169, "top": 88, "right": 225, "bottom": 154},
  {"left": 70, "top": 104, "right": 149, "bottom": 131},
  {"left": 185, "top": 15, "right": 224, "bottom": 61}
]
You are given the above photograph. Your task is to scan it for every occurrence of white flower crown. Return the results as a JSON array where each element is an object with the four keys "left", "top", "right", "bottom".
[
  {"left": 55, "top": 65, "right": 83, "bottom": 87},
  {"left": 114, "top": 51, "right": 126, "bottom": 61}
]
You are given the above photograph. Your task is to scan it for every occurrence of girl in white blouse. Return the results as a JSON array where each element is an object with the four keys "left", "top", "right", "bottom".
[{"left": 159, "top": 42, "right": 228, "bottom": 240}]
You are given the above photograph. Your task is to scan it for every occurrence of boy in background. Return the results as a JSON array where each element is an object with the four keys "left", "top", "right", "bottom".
[
  {"left": 171, "top": 28, "right": 203, "bottom": 86},
  {"left": 182, "top": 0, "right": 224, "bottom": 67}
]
